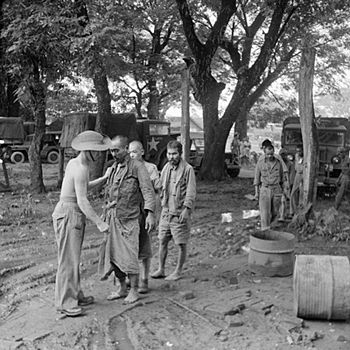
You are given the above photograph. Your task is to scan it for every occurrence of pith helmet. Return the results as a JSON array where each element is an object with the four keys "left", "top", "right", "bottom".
[{"left": 71, "top": 131, "right": 112, "bottom": 151}]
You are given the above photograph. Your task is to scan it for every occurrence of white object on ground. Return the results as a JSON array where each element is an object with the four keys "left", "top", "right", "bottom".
[
  {"left": 221, "top": 212, "right": 233, "bottom": 223},
  {"left": 242, "top": 210, "right": 260, "bottom": 219}
]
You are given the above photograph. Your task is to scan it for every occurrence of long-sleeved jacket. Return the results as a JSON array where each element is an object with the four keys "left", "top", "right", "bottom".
[
  {"left": 160, "top": 158, "right": 196, "bottom": 215},
  {"left": 106, "top": 157, "right": 156, "bottom": 220},
  {"left": 254, "top": 155, "right": 289, "bottom": 192}
]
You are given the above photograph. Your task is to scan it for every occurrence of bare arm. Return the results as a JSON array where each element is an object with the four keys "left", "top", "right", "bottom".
[
  {"left": 88, "top": 166, "right": 112, "bottom": 190},
  {"left": 74, "top": 165, "right": 108, "bottom": 232}
]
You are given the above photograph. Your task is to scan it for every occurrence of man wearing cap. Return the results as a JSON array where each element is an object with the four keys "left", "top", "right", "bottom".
[
  {"left": 128, "top": 140, "right": 160, "bottom": 294},
  {"left": 52, "top": 131, "right": 112, "bottom": 317},
  {"left": 100, "top": 135, "right": 156, "bottom": 304},
  {"left": 254, "top": 143, "right": 289, "bottom": 230},
  {"left": 335, "top": 147, "right": 350, "bottom": 209}
]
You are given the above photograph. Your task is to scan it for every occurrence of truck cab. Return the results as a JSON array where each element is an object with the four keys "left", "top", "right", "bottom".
[
  {"left": 136, "top": 119, "right": 178, "bottom": 169},
  {"left": 281, "top": 117, "right": 350, "bottom": 187},
  {"left": 189, "top": 131, "right": 240, "bottom": 178}
]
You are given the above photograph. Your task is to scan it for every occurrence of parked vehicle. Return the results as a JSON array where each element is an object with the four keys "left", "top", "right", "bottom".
[
  {"left": 61, "top": 113, "right": 179, "bottom": 170},
  {"left": 281, "top": 116, "right": 350, "bottom": 188},
  {"left": 189, "top": 131, "right": 240, "bottom": 178},
  {"left": 0, "top": 117, "right": 61, "bottom": 164}
]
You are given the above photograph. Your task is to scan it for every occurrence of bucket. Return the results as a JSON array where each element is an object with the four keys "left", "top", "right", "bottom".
[
  {"left": 293, "top": 255, "right": 350, "bottom": 320},
  {"left": 248, "top": 230, "right": 295, "bottom": 277}
]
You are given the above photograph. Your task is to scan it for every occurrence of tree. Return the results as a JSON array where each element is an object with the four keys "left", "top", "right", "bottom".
[
  {"left": 176, "top": 0, "right": 350, "bottom": 180},
  {"left": 110, "top": 0, "right": 185, "bottom": 119},
  {"left": 2, "top": 0, "right": 76, "bottom": 192}
]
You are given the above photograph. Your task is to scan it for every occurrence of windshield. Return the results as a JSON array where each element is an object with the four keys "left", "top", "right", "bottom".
[
  {"left": 149, "top": 123, "right": 169, "bottom": 136},
  {"left": 285, "top": 129, "right": 345, "bottom": 146},
  {"left": 318, "top": 131, "right": 345, "bottom": 146},
  {"left": 284, "top": 130, "right": 303, "bottom": 145}
]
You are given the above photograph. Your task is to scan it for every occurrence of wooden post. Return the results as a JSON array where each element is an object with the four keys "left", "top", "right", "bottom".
[
  {"left": 0, "top": 159, "right": 10, "bottom": 189},
  {"left": 181, "top": 68, "right": 190, "bottom": 162},
  {"left": 57, "top": 147, "right": 64, "bottom": 188},
  {"left": 299, "top": 45, "right": 318, "bottom": 205}
]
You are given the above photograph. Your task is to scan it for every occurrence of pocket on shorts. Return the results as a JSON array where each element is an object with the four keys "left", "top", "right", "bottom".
[
  {"left": 72, "top": 212, "right": 85, "bottom": 231},
  {"left": 52, "top": 212, "right": 66, "bottom": 235}
]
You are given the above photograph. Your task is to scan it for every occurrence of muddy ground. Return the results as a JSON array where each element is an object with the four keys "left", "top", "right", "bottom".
[{"left": 0, "top": 163, "right": 350, "bottom": 350}]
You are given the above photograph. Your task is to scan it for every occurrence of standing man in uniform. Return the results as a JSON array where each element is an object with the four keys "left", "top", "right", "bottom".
[
  {"left": 53, "top": 131, "right": 112, "bottom": 317},
  {"left": 254, "top": 143, "right": 289, "bottom": 230},
  {"left": 151, "top": 140, "right": 196, "bottom": 281},
  {"left": 129, "top": 140, "right": 160, "bottom": 294},
  {"left": 100, "top": 136, "right": 156, "bottom": 304},
  {"left": 335, "top": 146, "right": 350, "bottom": 210}
]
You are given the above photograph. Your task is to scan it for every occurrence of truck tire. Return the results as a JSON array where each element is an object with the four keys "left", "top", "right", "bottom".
[
  {"left": 227, "top": 167, "right": 240, "bottom": 178},
  {"left": 10, "top": 151, "right": 26, "bottom": 164},
  {"left": 47, "top": 150, "right": 59, "bottom": 164}
]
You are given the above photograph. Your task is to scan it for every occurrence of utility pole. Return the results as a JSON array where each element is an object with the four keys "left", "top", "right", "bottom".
[{"left": 181, "top": 66, "right": 190, "bottom": 162}]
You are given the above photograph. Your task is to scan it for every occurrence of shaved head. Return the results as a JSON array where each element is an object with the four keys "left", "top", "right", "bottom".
[
  {"left": 129, "top": 140, "right": 144, "bottom": 161},
  {"left": 111, "top": 135, "right": 129, "bottom": 148}
]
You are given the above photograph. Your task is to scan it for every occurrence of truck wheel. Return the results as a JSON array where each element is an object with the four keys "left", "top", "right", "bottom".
[
  {"left": 47, "top": 150, "right": 59, "bottom": 164},
  {"left": 227, "top": 167, "right": 240, "bottom": 178},
  {"left": 10, "top": 151, "right": 25, "bottom": 164}
]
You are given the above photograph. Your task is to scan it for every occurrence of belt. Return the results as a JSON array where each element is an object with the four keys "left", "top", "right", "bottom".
[{"left": 261, "top": 184, "right": 281, "bottom": 188}]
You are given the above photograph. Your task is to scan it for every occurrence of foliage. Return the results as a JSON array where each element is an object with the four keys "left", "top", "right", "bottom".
[
  {"left": 176, "top": 0, "right": 350, "bottom": 179},
  {"left": 2, "top": 0, "right": 76, "bottom": 101}
]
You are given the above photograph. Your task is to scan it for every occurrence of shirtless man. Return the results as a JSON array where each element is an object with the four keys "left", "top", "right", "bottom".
[
  {"left": 129, "top": 140, "right": 160, "bottom": 294},
  {"left": 52, "top": 131, "right": 111, "bottom": 317}
]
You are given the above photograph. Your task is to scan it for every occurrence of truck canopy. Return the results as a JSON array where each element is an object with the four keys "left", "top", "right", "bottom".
[
  {"left": 60, "top": 112, "right": 139, "bottom": 148},
  {"left": 0, "top": 117, "right": 25, "bottom": 141}
]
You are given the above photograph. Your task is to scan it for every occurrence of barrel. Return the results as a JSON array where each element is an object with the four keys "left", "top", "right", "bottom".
[
  {"left": 293, "top": 255, "right": 350, "bottom": 320},
  {"left": 248, "top": 230, "right": 295, "bottom": 277}
]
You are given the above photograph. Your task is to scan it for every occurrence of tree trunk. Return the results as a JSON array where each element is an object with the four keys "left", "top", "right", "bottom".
[
  {"left": 299, "top": 46, "right": 318, "bottom": 205},
  {"left": 199, "top": 80, "right": 227, "bottom": 179},
  {"left": 7, "top": 75, "right": 20, "bottom": 118},
  {"left": 147, "top": 79, "right": 160, "bottom": 119},
  {"left": 92, "top": 70, "right": 111, "bottom": 180},
  {"left": 29, "top": 62, "right": 46, "bottom": 193},
  {"left": 234, "top": 111, "right": 248, "bottom": 140}
]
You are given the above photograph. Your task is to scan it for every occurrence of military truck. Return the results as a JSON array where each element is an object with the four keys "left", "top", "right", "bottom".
[
  {"left": 189, "top": 131, "right": 240, "bottom": 178},
  {"left": 281, "top": 116, "right": 350, "bottom": 188},
  {"left": 61, "top": 112, "right": 178, "bottom": 169},
  {"left": 0, "top": 117, "right": 61, "bottom": 164}
]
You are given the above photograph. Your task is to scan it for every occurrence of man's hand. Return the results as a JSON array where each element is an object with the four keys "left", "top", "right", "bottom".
[
  {"left": 97, "top": 221, "right": 109, "bottom": 233},
  {"left": 283, "top": 188, "right": 290, "bottom": 199},
  {"left": 145, "top": 212, "right": 155, "bottom": 233},
  {"left": 179, "top": 207, "right": 190, "bottom": 223},
  {"left": 254, "top": 193, "right": 259, "bottom": 201}
]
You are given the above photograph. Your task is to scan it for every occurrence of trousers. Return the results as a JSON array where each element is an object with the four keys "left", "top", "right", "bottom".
[
  {"left": 259, "top": 185, "right": 282, "bottom": 230},
  {"left": 52, "top": 197, "right": 86, "bottom": 310}
]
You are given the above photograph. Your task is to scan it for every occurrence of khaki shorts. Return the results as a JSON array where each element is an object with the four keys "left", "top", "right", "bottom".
[{"left": 158, "top": 209, "right": 191, "bottom": 245}]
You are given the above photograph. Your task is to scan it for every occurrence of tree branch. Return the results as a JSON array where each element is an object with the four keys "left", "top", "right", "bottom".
[
  {"left": 175, "top": 0, "right": 205, "bottom": 59},
  {"left": 220, "top": 40, "right": 241, "bottom": 72},
  {"left": 249, "top": 0, "right": 289, "bottom": 82},
  {"left": 205, "top": 0, "right": 237, "bottom": 58}
]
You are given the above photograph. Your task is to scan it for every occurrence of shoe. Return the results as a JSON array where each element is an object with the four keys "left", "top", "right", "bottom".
[
  {"left": 57, "top": 307, "right": 82, "bottom": 317},
  {"left": 138, "top": 279, "right": 149, "bottom": 294},
  {"left": 78, "top": 295, "right": 94, "bottom": 306}
]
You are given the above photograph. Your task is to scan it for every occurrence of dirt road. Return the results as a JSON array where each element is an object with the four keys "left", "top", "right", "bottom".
[{"left": 0, "top": 164, "right": 349, "bottom": 349}]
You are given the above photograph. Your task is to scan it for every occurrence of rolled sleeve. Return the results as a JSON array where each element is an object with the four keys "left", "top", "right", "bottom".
[
  {"left": 137, "top": 163, "right": 156, "bottom": 213},
  {"left": 183, "top": 167, "right": 196, "bottom": 210},
  {"left": 253, "top": 161, "right": 262, "bottom": 187}
]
